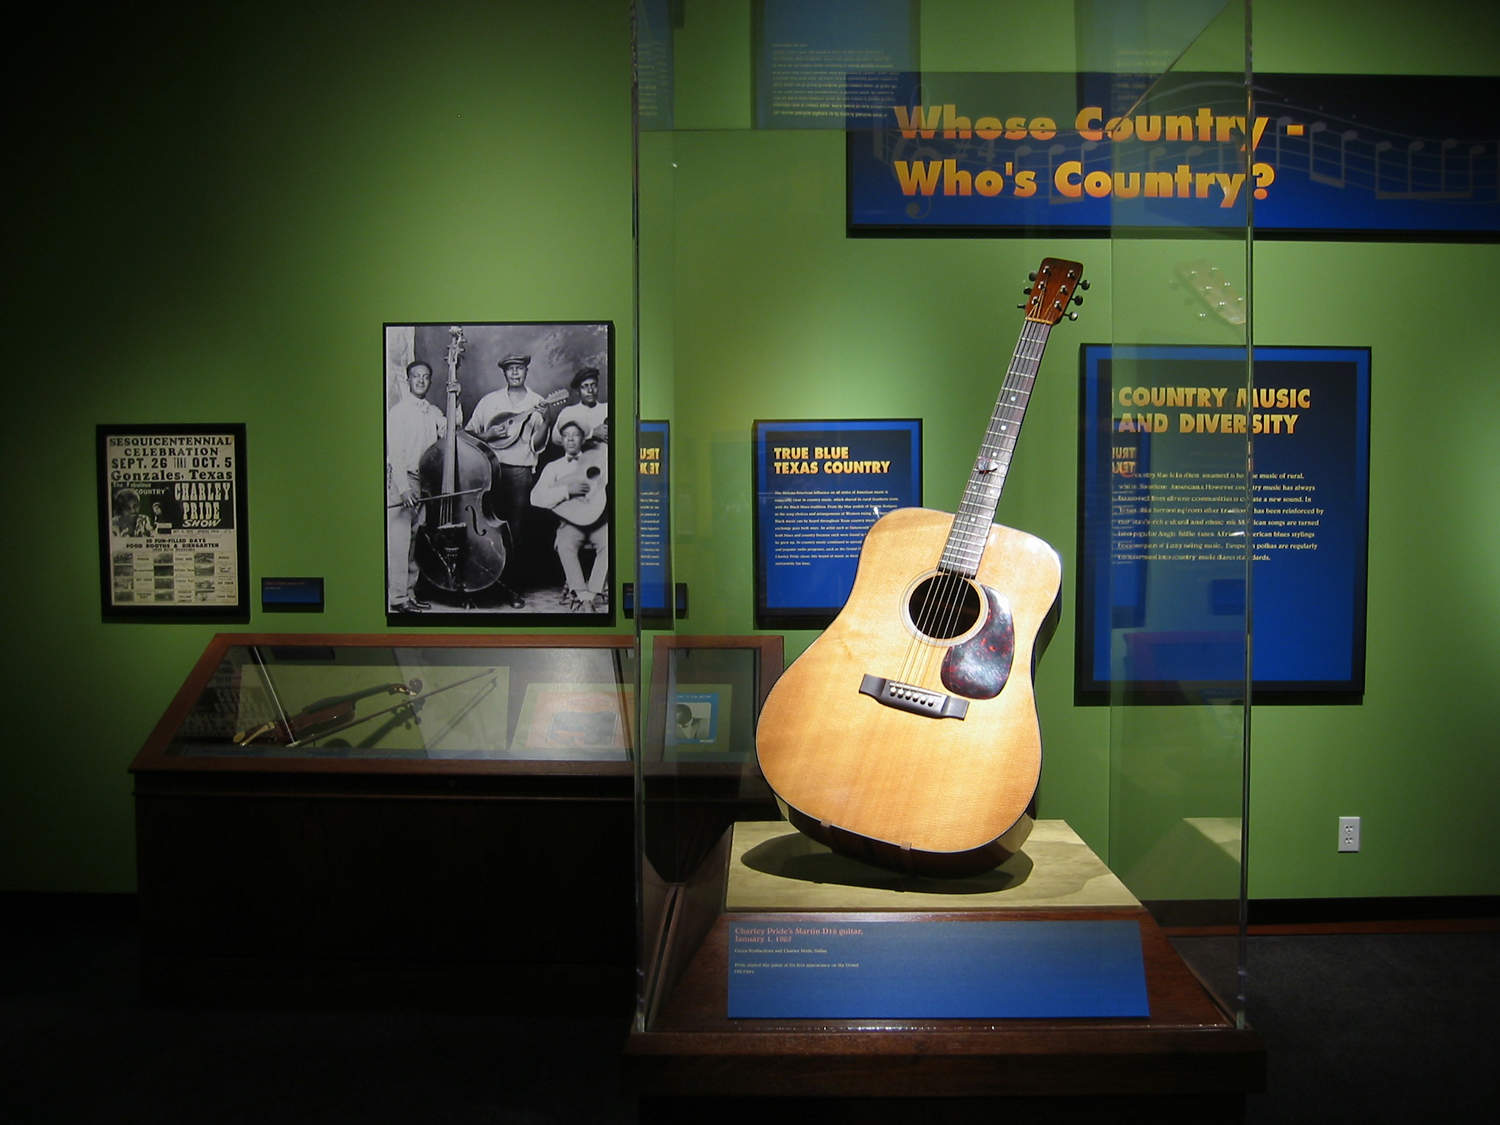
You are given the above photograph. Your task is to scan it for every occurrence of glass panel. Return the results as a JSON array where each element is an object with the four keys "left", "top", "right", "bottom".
[
  {"left": 1100, "top": 0, "right": 1252, "bottom": 1021},
  {"left": 154, "top": 640, "right": 635, "bottom": 763},
  {"left": 632, "top": 0, "right": 1252, "bottom": 1033}
]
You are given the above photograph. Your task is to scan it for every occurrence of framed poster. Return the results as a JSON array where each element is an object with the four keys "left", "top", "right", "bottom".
[
  {"left": 752, "top": 418, "right": 922, "bottom": 629},
  {"left": 1076, "top": 344, "right": 1371, "bottom": 702},
  {"left": 384, "top": 321, "right": 614, "bottom": 625},
  {"left": 96, "top": 423, "right": 249, "bottom": 621}
]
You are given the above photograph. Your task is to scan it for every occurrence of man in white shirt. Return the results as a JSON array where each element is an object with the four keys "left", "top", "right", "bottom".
[
  {"left": 530, "top": 420, "right": 608, "bottom": 611},
  {"left": 386, "top": 361, "right": 447, "bottom": 612}
]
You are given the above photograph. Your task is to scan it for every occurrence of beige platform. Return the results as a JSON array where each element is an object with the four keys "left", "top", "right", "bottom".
[{"left": 726, "top": 819, "right": 1140, "bottom": 912}]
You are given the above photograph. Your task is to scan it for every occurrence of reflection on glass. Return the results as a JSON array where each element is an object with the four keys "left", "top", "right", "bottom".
[{"left": 168, "top": 643, "right": 635, "bottom": 762}]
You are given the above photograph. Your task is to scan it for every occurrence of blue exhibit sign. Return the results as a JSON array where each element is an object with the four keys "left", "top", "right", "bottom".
[
  {"left": 1076, "top": 344, "right": 1371, "bottom": 701},
  {"left": 729, "top": 918, "right": 1149, "bottom": 1019},
  {"left": 637, "top": 420, "right": 671, "bottom": 620},
  {"left": 753, "top": 0, "right": 918, "bottom": 130},
  {"left": 848, "top": 72, "right": 1499, "bottom": 239},
  {"left": 260, "top": 576, "right": 324, "bottom": 612},
  {"left": 753, "top": 418, "right": 922, "bottom": 629}
]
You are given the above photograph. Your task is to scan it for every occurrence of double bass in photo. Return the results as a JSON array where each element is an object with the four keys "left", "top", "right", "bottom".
[{"left": 412, "top": 327, "right": 510, "bottom": 600}]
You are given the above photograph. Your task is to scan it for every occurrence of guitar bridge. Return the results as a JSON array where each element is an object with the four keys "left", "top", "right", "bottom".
[{"left": 859, "top": 675, "right": 969, "bottom": 720}]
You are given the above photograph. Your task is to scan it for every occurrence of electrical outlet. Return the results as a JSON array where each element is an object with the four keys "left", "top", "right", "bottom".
[{"left": 1338, "top": 816, "right": 1361, "bottom": 853}]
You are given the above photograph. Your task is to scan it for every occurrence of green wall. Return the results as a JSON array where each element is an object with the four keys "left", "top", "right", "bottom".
[
  {"left": 4, "top": 0, "right": 1496, "bottom": 903},
  {"left": 1, "top": 0, "right": 634, "bottom": 892}
]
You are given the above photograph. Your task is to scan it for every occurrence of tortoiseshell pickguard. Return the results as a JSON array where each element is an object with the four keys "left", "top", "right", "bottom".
[{"left": 940, "top": 584, "right": 1014, "bottom": 699}]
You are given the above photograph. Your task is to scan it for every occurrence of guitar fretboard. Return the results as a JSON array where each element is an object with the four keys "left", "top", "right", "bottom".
[{"left": 939, "top": 319, "right": 1053, "bottom": 577}]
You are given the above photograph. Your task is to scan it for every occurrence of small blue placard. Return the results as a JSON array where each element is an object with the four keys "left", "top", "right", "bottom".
[
  {"left": 261, "top": 576, "right": 324, "bottom": 612},
  {"left": 728, "top": 919, "right": 1149, "bottom": 1019}
]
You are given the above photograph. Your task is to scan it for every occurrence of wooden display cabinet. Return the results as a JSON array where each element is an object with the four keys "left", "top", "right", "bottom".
[{"left": 130, "top": 633, "right": 638, "bottom": 999}]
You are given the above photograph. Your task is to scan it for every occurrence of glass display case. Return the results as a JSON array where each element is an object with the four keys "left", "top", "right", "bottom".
[
  {"left": 131, "top": 633, "right": 638, "bottom": 990},
  {"left": 134, "top": 634, "right": 635, "bottom": 767},
  {"left": 628, "top": 0, "right": 1260, "bottom": 1108}
]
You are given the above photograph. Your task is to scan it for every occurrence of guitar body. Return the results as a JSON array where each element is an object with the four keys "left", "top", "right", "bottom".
[
  {"left": 551, "top": 444, "right": 609, "bottom": 525},
  {"left": 755, "top": 508, "right": 1062, "bottom": 877}
]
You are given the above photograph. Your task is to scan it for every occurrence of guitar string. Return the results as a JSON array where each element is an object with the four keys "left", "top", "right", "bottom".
[
  {"left": 904, "top": 318, "right": 1036, "bottom": 683},
  {"left": 900, "top": 315, "right": 1051, "bottom": 692},
  {"left": 936, "top": 318, "right": 1040, "bottom": 646}
]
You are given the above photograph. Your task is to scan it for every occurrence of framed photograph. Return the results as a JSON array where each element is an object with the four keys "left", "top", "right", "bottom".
[
  {"left": 384, "top": 321, "right": 614, "bottom": 624},
  {"left": 96, "top": 423, "right": 249, "bottom": 621},
  {"left": 752, "top": 418, "right": 922, "bottom": 629},
  {"left": 646, "top": 634, "right": 784, "bottom": 765},
  {"left": 1076, "top": 343, "right": 1371, "bottom": 702}
]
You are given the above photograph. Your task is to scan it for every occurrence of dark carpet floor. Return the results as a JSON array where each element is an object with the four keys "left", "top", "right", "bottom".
[{"left": 2, "top": 899, "right": 1495, "bottom": 1123}]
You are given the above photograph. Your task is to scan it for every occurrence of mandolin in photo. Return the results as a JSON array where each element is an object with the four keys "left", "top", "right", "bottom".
[{"left": 754, "top": 257, "right": 1085, "bottom": 877}]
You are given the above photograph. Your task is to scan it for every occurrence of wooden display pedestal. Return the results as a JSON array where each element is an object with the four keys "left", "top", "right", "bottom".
[
  {"left": 133, "top": 764, "right": 637, "bottom": 1006},
  {"left": 628, "top": 821, "right": 1263, "bottom": 1121}
]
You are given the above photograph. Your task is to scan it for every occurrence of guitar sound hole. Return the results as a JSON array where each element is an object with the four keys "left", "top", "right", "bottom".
[{"left": 907, "top": 575, "right": 982, "bottom": 641}]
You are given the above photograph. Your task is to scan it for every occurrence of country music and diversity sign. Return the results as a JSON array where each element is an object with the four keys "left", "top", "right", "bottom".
[
  {"left": 1075, "top": 345, "right": 1371, "bottom": 702},
  {"left": 848, "top": 72, "right": 1499, "bottom": 238}
]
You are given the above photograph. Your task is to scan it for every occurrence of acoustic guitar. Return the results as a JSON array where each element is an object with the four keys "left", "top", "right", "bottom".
[
  {"left": 548, "top": 444, "right": 609, "bottom": 526},
  {"left": 754, "top": 257, "right": 1085, "bottom": 877}
]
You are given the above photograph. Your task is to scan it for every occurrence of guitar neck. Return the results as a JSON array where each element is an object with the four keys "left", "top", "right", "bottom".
[{"left": 939, "top": 318, "right": 1053, "bottom": 577}]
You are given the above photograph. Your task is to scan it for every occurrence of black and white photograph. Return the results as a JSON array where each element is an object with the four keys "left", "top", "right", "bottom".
[{"left": 384, "top": 321, "right": 614, "bottom": 623}]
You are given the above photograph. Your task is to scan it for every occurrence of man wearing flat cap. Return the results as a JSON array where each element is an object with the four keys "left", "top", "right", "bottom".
[{"left": 466, "top": 352, "right": 549, "bottom": 607}]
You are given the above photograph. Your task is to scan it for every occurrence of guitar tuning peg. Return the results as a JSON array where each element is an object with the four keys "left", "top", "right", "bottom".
[
  {"left": 1072, "top": 294, "right": 1084, "bottom": 305},
  {"left": 1079, "top": 279, "right": 1091, "bottom": 290},
  {"left": 1066, "top": 311, "right": 1080, "bottom": 321},
  {"left": 1017, "top": 303, "right": 1028, "bottom": 310},
  {"left": 1028, "top": 272, "right": 1037, "bottom": 281}
]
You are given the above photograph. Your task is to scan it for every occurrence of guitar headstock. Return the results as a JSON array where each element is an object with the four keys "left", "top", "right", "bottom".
[{"left": 1022, "top": 258, "right": 1087, "bottom": 325}]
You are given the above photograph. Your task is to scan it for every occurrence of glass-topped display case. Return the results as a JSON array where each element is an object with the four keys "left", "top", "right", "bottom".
[
  {"left": 133, "top": 634, "right": 635, "bottom": 767},
  {"left": 130, "top": 634, "right": 639, "bottom": 988},
  {"left": 628, "top": 0, "right": 1260, "bottom": 1106}
]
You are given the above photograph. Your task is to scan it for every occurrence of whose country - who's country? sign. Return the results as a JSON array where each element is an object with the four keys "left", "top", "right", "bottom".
[{"left": 848, "top": 72, "right": 1499, "bottom": 237}]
